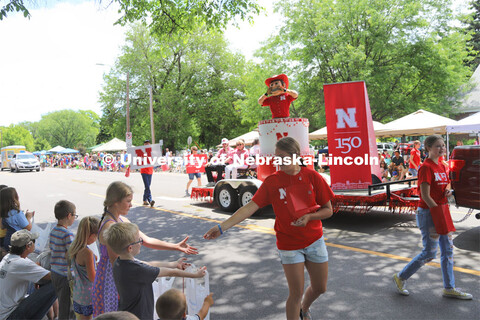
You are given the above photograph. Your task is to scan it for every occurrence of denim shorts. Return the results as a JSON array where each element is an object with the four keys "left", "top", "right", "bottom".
[
  {"left": 409, "top": 168, "right": 418, "bottom": 176},
  {"left": 188, "top": 172, "right": 201, "bottom": 180},
  {"left": 73, "top": 300, "right": 93, "bottom": 316},
  {"left": 277, "top": 236, "right": 328, "bottom": 265}
]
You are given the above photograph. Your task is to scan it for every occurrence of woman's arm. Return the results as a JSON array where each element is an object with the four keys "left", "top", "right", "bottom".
[
  {"left": 204, "top": 200, "right": 260, "bottom": 239},
  {"left": 420, "top": 182, "right": 437, "bottom": 208},
  {"left": 291, "top": 201, "right": 333, "bottom": 227}
]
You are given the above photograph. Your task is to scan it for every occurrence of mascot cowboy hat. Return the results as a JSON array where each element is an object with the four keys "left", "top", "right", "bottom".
[{"left": 265, "top": 74, "right": 289, "bottom": 89}]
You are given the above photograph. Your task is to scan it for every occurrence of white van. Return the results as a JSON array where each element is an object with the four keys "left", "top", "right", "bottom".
[{"left": 377, "top": 143, "right": 394, "bottom": 155}]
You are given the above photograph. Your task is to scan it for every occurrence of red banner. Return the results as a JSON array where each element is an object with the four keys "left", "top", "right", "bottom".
[
  {"left": 324, "top": 81, "right": 381, "bottom": 190},
  {"left": 185, "top": 154, "right": 208, "bottom": 174}
]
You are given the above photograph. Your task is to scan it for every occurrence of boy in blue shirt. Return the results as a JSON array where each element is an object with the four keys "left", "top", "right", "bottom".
[
  {"left": 104, "top": 222, "right": 206, "bottom": 320},
  {"left": 49, "top": 200, "right": 76, "bottom": 319}
]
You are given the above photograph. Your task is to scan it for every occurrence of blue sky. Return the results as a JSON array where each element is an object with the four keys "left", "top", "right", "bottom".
[{"left": 0, "top": 0, "right": 469, "bottom": 127}]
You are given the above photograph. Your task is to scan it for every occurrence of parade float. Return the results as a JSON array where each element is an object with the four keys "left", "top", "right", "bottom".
[{"left": 191, "top": 79, "right": 419, "bottom": 214}]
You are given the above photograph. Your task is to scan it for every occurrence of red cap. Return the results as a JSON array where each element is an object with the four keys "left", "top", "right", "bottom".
[{"left": 265, "top": 74, "right": 289, "bottom": 89}]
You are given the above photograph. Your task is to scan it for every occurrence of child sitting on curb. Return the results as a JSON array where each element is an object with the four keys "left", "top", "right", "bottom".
[{"left": 156, "top": 289, "right": 214, "bottom": 320}]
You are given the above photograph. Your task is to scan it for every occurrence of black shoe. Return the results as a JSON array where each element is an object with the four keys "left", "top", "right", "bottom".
[{"left": 150, "top": 200, "right": 155, "bottom": 207}]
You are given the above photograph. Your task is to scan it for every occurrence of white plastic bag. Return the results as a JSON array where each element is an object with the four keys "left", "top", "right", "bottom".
[
  {"left": 30, "top": 222, "right": 52, "bottom": 253},
  {"left": 185, "top": 264, "right": 210, "bottom": 320},
  {"left": 152, "top": 276, "right": 176, "bottom": 320},
  {"left": 87, "top": 242, "right": 100, "bottom": 262}
]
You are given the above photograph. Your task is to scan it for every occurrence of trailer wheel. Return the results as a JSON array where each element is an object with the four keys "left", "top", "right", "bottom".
[
  {"left": 239, "top": 186, "right": 257, "bottom": 207},
  {"left": 216, "top": 184, "right": 239, "bottom": 212}
]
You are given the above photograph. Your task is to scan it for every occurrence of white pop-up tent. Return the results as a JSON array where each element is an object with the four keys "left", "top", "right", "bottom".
[
  {"left": 49, "top": 146, "right": 66, "bottom": 153},
  {"left": 375, "top": 109, "right": 458, "bottom": 137},
  {"left": 309, "top": 121, "right": 386, "bottom": 140},
  {"left": 445, "top": 115, "right": 480, "bottom": 158},
  {"left": 92, "top": 138, "right": 128, "bottom": 152},
  {"left": 216, "top": 129, "right": 260, "bottom": 147}
]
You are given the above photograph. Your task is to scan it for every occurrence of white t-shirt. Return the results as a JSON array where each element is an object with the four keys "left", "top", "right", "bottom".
[
  {"left": 249, "top": 145, "right": 260, "bottom": 156},
  {"left": 0, "top": 254, "right": 49, "bottom": 319}
]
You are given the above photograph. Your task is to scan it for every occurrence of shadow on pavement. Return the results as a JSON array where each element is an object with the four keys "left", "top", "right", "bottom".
[
  {"left": 323, "top": 209, "right": 417, "bottom": 235},
  {"left": 453, "top": 226, "right": 480, "bottom": 253}
]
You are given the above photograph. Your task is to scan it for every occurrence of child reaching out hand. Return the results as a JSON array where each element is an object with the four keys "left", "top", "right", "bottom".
[{"left": 104, "top": 222, "right": 206, "bottom": 320}]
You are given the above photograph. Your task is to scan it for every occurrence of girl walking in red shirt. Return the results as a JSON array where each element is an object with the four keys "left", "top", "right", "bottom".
[
  {"left": 204, "top": 137, "right": 335, "bottom": 320},
  {"left": 393, "top": 135, "right": 472, "bottom": 300}
]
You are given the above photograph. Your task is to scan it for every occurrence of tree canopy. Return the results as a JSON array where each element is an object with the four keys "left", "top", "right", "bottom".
[
  {"left": 36, "top": 110, "right": 100, "bottom": 149},
  {"left": 246, "top": 0, "right": 474, "bottom": 130},
  {"left": 113, "top": 0, "right": 261, "bottom": 35},
  {"left": 464, "top": 0, "right": 480, "bottom": 70},
  {"left": 99, "top": 24, "right": 252, "bottom": 150},
  {"left": 0, "top": 124, "right": 34, "bottom": 151}
]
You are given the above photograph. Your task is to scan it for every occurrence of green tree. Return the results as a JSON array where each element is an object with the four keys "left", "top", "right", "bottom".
[
  {"left": 0, "top": 125, "right": 34, "bottom": 151},
  {"left": 99, "top": 24, "right": 251, "bottom": 150},
  {"left": 2, "top": 0, "right": 261, "bottom": 36},
  {"left": 464, "top": 0, "right": 480, "bottom": 70},
  {"left": 0, "top": 0, "right": 30, "bottom": 20},
  {"left": 33, "top": 138, "right": 51, "bottom": 151},
  {"left": 253, "top": 0, "right": 472, "bottom": 129},
  {"left": 114, "top": 0, "right": 261, "bottom": 35},
  {"left": 36, "top": 110, "right": 100, "bottom": 148}
]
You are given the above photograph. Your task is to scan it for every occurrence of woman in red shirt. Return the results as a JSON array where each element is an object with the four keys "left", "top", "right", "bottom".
[
  {"left": 204, "top": 137, "right": 335, "bottom": 320},
  {"left": 393, "top": 135, "right": 472, "bottom": 300}
]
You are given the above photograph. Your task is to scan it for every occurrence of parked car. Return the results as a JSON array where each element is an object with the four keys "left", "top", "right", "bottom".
[
  {"left": 9, "top": 153, "right": 40, "bottom": 172},
  {"left": 376, "top": 143, "right": 394, "bottom": 155},
  {"left": 449, "top": 145, "right": 480, "bottom": 219},
  {"left": 398, "top": 142, "right": 414, "bottom": 155}
]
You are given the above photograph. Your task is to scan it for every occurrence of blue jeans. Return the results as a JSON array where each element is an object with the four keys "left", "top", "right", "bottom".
[
  {"left": 399, "top": 207, "right": 455, "bottom": 289},
  {"left": 7, "top": 282, "right": 57, "bottom": 320},
  {"left": 141, "top": 173, "right": 152, "bottom": 202}
]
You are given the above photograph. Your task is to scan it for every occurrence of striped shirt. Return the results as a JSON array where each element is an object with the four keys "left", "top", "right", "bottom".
[{"left": 49, "top": 225, "right": 74, "bottom": 276}]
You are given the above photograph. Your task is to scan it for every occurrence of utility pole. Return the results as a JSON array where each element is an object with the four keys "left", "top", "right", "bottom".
[
  {"left": 149, "top": 86, "right": 155, "bottom": 143},
  {"left": 126, "top": 71, "right": 131, "bottom": 133}
]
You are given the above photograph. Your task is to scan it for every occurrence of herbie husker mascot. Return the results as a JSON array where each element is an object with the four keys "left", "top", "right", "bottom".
[{"left": 258, "top": 73, "right": 299, "bottom": 119}]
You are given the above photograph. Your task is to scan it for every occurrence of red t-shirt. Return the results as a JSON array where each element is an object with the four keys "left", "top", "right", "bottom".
[
  {"left": 252, "top": 167, "right": 335, "bottom": 250},
  {"left": 262, "top": 93, "right": 296, "bottom": 118},
  {"left": 418, "top": 158, "right": 449, "bottom": 209},
  {"left": 409, "top": 148, "right": 421, "bottom": 169},
  {"left": 140, "top": 167, "right": 153, "bottom": 174}
]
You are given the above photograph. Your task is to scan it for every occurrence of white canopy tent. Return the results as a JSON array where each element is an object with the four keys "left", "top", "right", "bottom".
[
  {"left": 309, "top": 121, "right": 386, "bottom": 140},
  {"left": 92, "top": 138, "right": 128, "bottom": 152},
  {"left": 375, "top": 109, "right": 458, "bottom": 137},
  {"left": 49, "top": 145, "right": 66, "bottom": 153},
  {"left": 216, "top": 129, "right": 260, "bottom": 147},
  {"left": 445, "top": 122, "right": 480, "bottom": 159},
  {"left": 457, "top": 112, "right": 480, "bottom": 125}
]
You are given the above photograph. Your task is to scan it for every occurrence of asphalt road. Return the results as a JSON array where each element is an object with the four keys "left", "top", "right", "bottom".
[{"left": 1, "top": 168, "right": 479, "bottom": 320}]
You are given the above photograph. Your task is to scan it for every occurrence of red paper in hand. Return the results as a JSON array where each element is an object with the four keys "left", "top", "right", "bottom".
[
  {"left": 286, "top": 184, "right": 320, "bottom": 220},
  {"left": 430, "top": 204, "right": 455, "bottom": 235}
]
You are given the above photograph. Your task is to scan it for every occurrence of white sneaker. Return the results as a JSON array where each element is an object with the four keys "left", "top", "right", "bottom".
[
  {"left": 393, "top": 274, "right": 409, "bottom": 296},
  {"left": 443, "top": 288, "right": 473, "bottom": 300}
]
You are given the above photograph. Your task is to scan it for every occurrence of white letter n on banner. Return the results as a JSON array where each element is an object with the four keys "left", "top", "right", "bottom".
[{"left": 336, "top": 108, "right": 358, "bottom": 129}]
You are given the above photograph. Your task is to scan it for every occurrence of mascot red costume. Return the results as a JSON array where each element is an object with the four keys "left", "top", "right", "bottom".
[{"left": 258, "top": 73, "right": 299, "bottom": 118}]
